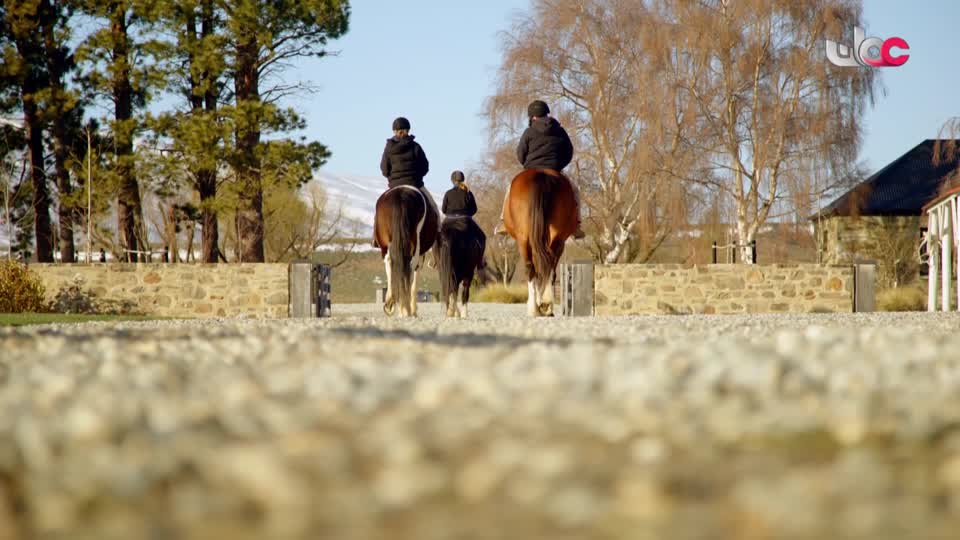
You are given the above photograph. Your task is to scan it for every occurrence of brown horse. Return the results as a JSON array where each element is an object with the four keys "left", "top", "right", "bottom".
[
  {"left": 503, "top": 169, "right": 578, "bottom": 316},
  {"left": 374, "top": 186, "right": 439, "bottom": 317}
]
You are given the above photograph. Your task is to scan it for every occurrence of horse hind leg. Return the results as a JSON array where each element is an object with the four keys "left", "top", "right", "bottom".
[
  {"left": 408, "top": 269, "right": 419, "bottom": 318},
  {"left": 518, "top": 239, "right": 538, "bottom": 317},
  {"left": 383, "top": 253, "right": 396, "bottom": 316},
  {"left": 446, "top": 292, "right": 457, "bottom": 318},
  {"left": 538, "top": 236, "right": 564, "bottom": 317},
  {"left": 457, "top": 280, "right": 469, "bottom": 318},
  {"left": 538, "top": 269, "right": 555, "bottom": 317}
]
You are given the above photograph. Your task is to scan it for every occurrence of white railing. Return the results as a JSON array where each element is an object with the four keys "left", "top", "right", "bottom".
[{"left": 925, "top": 192, "right": 960, "bottom": 311}]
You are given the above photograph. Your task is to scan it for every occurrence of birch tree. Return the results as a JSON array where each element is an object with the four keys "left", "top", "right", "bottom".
[
  {"left": 679, "top": 0, "right": 877, "bottom": 262},
  {"left": 486, "top": 0, "right": 703, "bottom": 263}
]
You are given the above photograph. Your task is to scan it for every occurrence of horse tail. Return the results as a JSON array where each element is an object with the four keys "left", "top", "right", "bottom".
[
  {"left": 438, "top": 224, "right": 457, "bottom": 305},
  {"left": 528, "top": 172, "right": 557, "bottom": 289},
  {"left": 389, "top": 192, "right": 415, "bottom": 311}
]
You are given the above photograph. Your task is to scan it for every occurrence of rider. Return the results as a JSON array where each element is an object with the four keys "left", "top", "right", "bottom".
[
  {"left": 494, "top": 100, "right": 585, "bottom": 239},
  {"left": 376, "top": 117, "right": 440, "bottom": 246},
  {"left": 442, "top": 170, "right": 478, "bottom": 217},
  {"left": 443, "top": 170, "right": 486, "bottom": 266}
]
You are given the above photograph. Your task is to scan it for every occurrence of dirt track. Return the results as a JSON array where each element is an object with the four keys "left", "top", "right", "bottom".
[{"left": 2, "top": 305, "right": 960, "bottom": 539}]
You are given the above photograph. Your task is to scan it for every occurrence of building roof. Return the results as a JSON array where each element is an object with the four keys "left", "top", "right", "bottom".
[{"left": 817, "top": 139, "right": 960, "bottom": 218}]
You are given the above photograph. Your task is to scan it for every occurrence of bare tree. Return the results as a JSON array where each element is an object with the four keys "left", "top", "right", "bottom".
[
  {"left": 262, "top": 181, "right": 357, "bottom": 264},
  {"left": 485, "top": 0, "right": 704, "bottom": 263},
  {"left": 466, "top": 154, "right": 520, "bottom": 285},
  {"left": 675, "top": 0, "right": 878, "bottom": 262},
  {"left": 487, "top": 0, "right": 877, "bottom": 264}
]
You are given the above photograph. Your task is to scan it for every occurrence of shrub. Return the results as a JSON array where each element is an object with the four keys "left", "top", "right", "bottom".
[
  {"left": 50, "top": 276, "right": 99, "bottom": 314},
  {"left": 0, "top": 261, "right": 48, "bottom": 313},
  {"left": 473, "top": 284, "right": 529, "bottom": 304},
  {"left": 877, "top": 286, "right": 927, "bottom": 312},
  {"left": 49, "top": 276, "right": 138, "bottom": 315}
]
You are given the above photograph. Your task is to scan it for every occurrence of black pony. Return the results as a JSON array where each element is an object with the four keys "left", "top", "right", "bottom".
[{"left": 437, "top": 217, "right": 486, "bottom": 318}]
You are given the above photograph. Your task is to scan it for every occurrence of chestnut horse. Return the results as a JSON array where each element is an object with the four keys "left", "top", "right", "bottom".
[
  {"left": 374, "top": 186, "right": 438, "bottom": 317},
  {"left": 503, "top": 169, "right": 578, "bottom": 317}
]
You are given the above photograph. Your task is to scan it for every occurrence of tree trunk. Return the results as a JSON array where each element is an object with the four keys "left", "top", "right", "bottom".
[
  {"left": 736, "top": 217, "right": 757, "bottom": 264},
  {"left": 22, "top": 93, "right": 54, "bottom": 262},
  {"left": 53, "top": 130, "right": 74, "bottom": 263},
  {"left": 233, "top": 35, "right": 264, "bottom": 262},
  {"left": 111, "top": 2, "right": 144, "bottom": 262},
  {"left": 198, "top": 171, "right": 219, "bottom": 262},
  {"left": 42, "top": 0, "right": 75, "bottom": 263},
  {"left": 191, "top": 2, "right": 220, "bottom": 263}
]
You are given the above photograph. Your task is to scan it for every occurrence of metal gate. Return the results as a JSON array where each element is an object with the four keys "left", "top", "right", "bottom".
[{"left": 289, "top": 261, "right": 332, "bottom": 318}]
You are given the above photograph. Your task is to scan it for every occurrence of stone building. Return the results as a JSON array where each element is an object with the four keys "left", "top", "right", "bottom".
[{"left": 812, "top": 139, "right": 960, "bottom": 288}]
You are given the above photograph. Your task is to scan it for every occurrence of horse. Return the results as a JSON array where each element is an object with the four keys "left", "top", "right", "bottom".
[
  {"left": 502, "top": 169, "right": 578, "bottom": 317},
  {"left": 437, "top": 216, "right": 486, "bottom": 318},
  {"left": 374, "top": 186, "right": 439, "bottom": 317}
]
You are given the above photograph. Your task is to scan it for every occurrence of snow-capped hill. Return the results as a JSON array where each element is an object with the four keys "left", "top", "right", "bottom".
[{"left": 309, "top": 171, "right": 386, "bottom": 237}]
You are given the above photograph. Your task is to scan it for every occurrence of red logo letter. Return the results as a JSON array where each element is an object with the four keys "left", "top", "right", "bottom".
[{"left": 881, "top": 37, "right": 909, "bottom": 66}]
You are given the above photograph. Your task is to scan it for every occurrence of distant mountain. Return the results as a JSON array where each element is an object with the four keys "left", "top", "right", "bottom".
[{"left": 309, "top": 171, "right": 384, "bottom": 237}]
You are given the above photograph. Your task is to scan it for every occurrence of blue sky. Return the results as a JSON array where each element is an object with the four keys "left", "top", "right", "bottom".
[{"left": 297, "top": 0, "right": 960, "bottom": 194}]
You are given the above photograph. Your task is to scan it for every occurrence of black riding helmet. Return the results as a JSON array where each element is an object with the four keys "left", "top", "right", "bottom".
[
  {"left": 527, "top": 100, "right": 549, "bottom": 118},
  {"left": 392, "top": 117, "right": 411, "bottom": 131},
  {"left": 450, "top": 170, "right": 465, "bottom": 185}
]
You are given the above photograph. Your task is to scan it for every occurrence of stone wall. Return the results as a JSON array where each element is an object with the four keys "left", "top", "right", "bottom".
[
  {"left": 813, "top": 215, "right": 922, "bottom": 288},
  {"left": 594, "top": 264, "right": 855, "bottom": 315},
  {"left": 31, "top": 263, "right": 288, "bottom": 318}
]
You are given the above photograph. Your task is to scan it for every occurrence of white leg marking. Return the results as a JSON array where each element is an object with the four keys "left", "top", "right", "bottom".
[
  {"left": 542, "top": 271, "right": 555, "bottom": 305},
  {"left": 383, "top": 253, "right": 394, "bottom": 316},
  {"left": 447, "top": 293, "right": 457, "bottom": 317},
  {"left": 410, "top": 269, "right": 419, "bottom": 317},
  {"left": 527, "top": 279, "right": 538, "bottom": 317}
]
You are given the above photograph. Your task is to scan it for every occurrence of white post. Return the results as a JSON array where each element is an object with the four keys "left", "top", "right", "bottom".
[
  {"left": 943, "top": 205, "right": 953, "bottom": 312},
  {"left": 3, "top": 166, "right": 10, "bottom": 261},
  {"left": 86, "top": 128, "right": 92, "bottom": 264},
  {"left": 954, "top": 197, "right": 960, "bottom": 312},
  {"left": 928, "top": 212, "right": 939, "bottom": 312}
]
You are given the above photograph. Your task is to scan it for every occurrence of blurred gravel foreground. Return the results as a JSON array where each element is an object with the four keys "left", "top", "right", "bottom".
[{"left": 3, "top": 304, "right": 960, "bottom": 539}]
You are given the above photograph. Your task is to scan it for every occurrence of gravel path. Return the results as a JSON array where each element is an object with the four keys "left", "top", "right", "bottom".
[{"left": 3, "top": 305, "right": 960, "bottom": 539}]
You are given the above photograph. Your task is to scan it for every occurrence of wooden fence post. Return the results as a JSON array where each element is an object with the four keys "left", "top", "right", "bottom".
[
  {"left": 853, "top": 263, "right": 876, "bottom": 313},
  {"left": 560, "top": 262, "right": 594, "bottom": 316}
]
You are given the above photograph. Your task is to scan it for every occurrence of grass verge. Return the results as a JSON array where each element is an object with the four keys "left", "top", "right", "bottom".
[
  {"left": 0, "top": 313, "right": 165, "bottom": 327},
  {"left": 473, "top": 284, "right": 529, "bottom": 304},
  {"left": 876, "top": 286, "right": 927, "bottom": 312}
]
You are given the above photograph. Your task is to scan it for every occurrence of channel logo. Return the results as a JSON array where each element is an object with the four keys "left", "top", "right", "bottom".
[{"left": 826, "top": 26, "right": 909, "bottom": 68}]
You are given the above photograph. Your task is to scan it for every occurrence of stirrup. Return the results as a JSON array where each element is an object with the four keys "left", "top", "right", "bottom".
[{"left": 494, "top": 222, "right": 509, "bottom": 236}]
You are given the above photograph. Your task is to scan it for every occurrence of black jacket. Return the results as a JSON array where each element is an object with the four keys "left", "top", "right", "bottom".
[
  {"left": 517, "top": 117, "right": 573, "bottom": 171},
  {"left": 442, "top": 187, "right": 478, "bottom": 217},
  {"left": 380, "top": 135, "right": 429, "bottom": 188}
]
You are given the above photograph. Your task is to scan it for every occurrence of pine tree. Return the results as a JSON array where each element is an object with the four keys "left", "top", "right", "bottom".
[
  {"left": 221, "top": 0, "right": 349, "bottom": 262},
  {"left": 1, "top": 0, "right": 54, "bottom": 261},
  {"left": 151, "top": 0, "right": 228, "bottom": 263},
  {"left": 39, "top": 0, "right": 80, "bottom": 262},
  {"left": 76, "top": 0, "right": 161, "bottom": 262}
]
